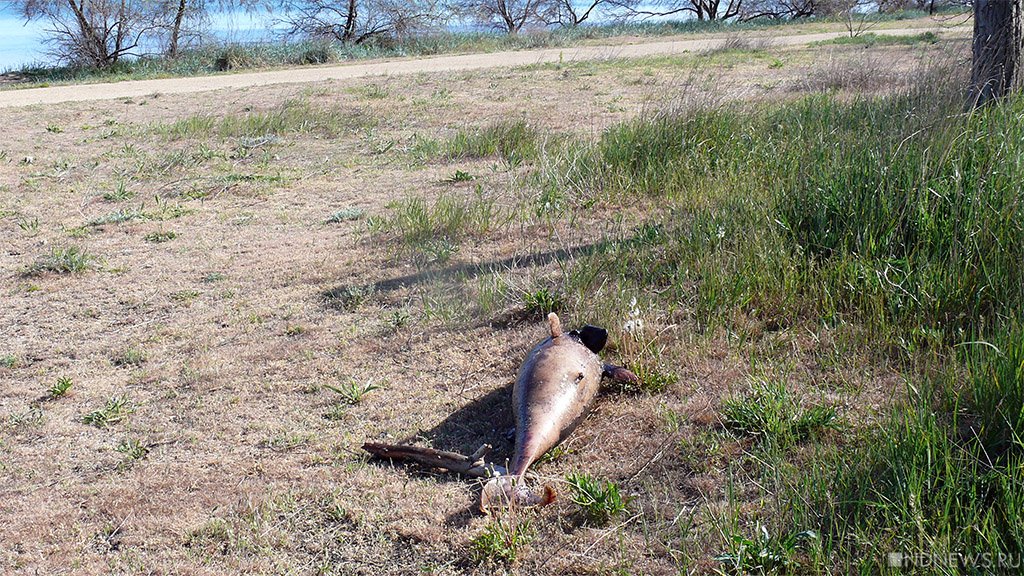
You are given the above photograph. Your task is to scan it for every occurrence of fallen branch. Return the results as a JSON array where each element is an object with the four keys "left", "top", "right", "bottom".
[{"left": 362, "top": 442, "right": 504, "bottom": 478}]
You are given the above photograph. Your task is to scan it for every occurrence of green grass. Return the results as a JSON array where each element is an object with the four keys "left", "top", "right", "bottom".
[
  {"left": 811, "top": 31, "right": 940, "bottom": 47},
  {"left": 48, "top": 376, "right": 73, "bottom": 399},
  {"left": 442, "top": 120, "right": 542, "bottom": 167},
  {"left": 565, "top": 472, "right": 627, "bottom": 526},
  {"left": 721, "top": 379, "right": 839, "bottom": 447},
  {"left": 323, "top": 378, "right": 381, "bottom": 405},
  {"left": 28, "top": 245, "right": 96, "bottom": 275},
  {"left": 367, "top": 189, "right": 508, "bottom": 266},
  {"left": 82, "top": 395, "right": 135, "bottom": 428},
  {"left": 470, "top": 514, "right": 533, "bottom": 565}
]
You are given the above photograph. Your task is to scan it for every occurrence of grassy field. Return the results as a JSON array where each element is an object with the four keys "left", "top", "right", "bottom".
[{"left": 2, "top": 25, "right": 1021, "bottom": 575}]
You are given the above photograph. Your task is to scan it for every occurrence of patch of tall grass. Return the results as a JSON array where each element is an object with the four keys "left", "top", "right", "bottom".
[{"left": 526, "top": 62, "right": 1022, "bottom": 569}]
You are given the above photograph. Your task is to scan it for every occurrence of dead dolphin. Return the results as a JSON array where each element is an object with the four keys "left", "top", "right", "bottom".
[
  {"left": 361, "top": 312, "right": 638, "bottom": 511},
  {"left": 479, "top": 312, "right": 639, "bottom": 511}
]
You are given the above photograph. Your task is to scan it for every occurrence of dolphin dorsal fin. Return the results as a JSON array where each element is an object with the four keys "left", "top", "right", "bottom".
[{"left": 547, "top": 312, "right": 562, "bottom": 339}]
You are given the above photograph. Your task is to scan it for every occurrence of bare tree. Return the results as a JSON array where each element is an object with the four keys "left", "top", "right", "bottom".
[
  {"left": 740, "top": 0, "right": 818, "bottom": 19},
  {"left": 278, "top": 0, "right": 445, "bottom": 44},
  {"left": 969, "top": 0, "right": 1023, "bottom": 106},
  {"left": 459, "top": 0, "right": 556, "bottom": 33},
  {"left": 159, "top": 1, "right": 271, "bottom": 57},
  {"left": 618, "top": 0, "right": 744, "bottom": 22},
  {"left": 546, "top": 0, "right": 635, "bottom": 26},
  {"left": 18, "top": 0, "right": 160, "bottom": 67}
]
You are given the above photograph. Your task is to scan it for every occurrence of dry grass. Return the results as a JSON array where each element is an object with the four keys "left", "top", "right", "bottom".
[{"left": 0, "top": 35, "right": 957, "bottom": 575}]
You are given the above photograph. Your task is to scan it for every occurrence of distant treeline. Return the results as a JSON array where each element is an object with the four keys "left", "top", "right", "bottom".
[{"left": 8, "top": 0, "right": 966, "bottom": 69}]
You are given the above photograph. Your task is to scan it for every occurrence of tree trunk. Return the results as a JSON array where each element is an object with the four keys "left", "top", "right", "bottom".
[
  {"left": 969, "top": 0, "right": 1024, "bottom": 106},
  {"left": 343, "top": 0, "right": 358, "bottom": 43},
  {"left": 169, "top": 0, "right": 187, "bottom": 58}
]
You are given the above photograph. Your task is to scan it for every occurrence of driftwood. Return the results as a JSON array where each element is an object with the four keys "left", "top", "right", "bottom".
[{"left": 361, "top": 442, "right": 505, "bottom": 478}]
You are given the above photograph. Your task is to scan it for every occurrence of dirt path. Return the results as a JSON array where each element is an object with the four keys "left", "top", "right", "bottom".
[{"left": 0, "top": 25, "right": 965, "bottom": 109}]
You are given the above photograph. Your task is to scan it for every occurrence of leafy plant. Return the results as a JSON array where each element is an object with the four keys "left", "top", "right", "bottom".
[
  {"left": 325, "top": 207, "right": 365, "bottom": 223},
  {"left": 523, "top": 287, "right": 563, "bottom": 316},
  {"left": 82, "top": 395, "right": 135, "bottom": 428},
  {"left": 115, "top": 437, "right": 149, "bottom": 467},
  {"left": 565, "top": 472, "right": 627, "bottom": 526},
  {"left": 49, "top": 376, "right": 73, "bottom": 399},
  {"left": 112, "top": 347, "right": 146, "bottom": 367},
  {"left": 324, "top": 378, "right": 381, "bottom": 405},
  {"left": 28, "top": 245, "right": 96, "bottom": 274},
  {"left": 144, "top": 230, "right": 177, "bottom": 243},
  {"left": 471, "top": 514, "right": 533, "bottom": 565},
  {"left": 714, "top": 523, "right": 818, "bottom": 574}
]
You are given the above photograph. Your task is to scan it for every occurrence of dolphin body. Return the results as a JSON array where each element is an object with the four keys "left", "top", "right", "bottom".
[{"left": 480, "top": 312, "right": 639, "bottom": 510}]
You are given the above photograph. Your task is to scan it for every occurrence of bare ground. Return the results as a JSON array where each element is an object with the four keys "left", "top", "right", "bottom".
[{"left": 0, "top": 28, "right": 965, "bottom": 575}]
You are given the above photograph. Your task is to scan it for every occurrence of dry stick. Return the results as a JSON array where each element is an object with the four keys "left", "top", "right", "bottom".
[{"left": 362, "top": 442, "right": 499, "bottom": 478}]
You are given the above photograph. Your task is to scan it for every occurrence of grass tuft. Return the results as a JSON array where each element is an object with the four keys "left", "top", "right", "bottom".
[
  {"left": 48, "top": 376, "right": 73, "bottom": 399},
  {"left": 565, "top": 472, "right": 627, "bottom": 526},
  {"left": 82, "top": 395, "right": 135, "bottom": 428},
  {"left": 721, "top": 379, "right": 838, "bottom": 447},
  {"left": 28, "top": 245, "right": 96, "bottom": 275},
  {"left": 471, "top": 514, "right": 533, "bottom": 565}
]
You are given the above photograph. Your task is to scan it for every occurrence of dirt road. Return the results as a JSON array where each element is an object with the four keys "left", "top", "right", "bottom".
[{"left": 0, "top": 25, "right": 964, "bottom": 109}]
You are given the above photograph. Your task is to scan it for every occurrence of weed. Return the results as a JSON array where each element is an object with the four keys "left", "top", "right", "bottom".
[
  {"left": 721, "top": 379, "right": 838, "bottom": 447},
  {"left": 324, "top": 378, "right": 381, "bottom": 405},
  {"left": 285, "top": 325, "right": 305, "bottom": 336},
  {"left": 201, "top": 272, "right": 226, "bottom": 283},
  {"left": 323, "top": 285, "right": 374, "bottom": 311},
  {"left": 28, "top": 245, "right": 95, "bottom": 274},
  {"left": 170, "top": 289, "right": 200, "bottom": 303},
  {"left": 1, "top": 354, "right": 17, "bottom": 368},
  {"left": 471, "top": 514, "right": 533, "bottom": 565},
  {"left": 522, "top": 287, "right": 563, "bottom": 317},
  {"left": 45, "top": 123, "right": 63, "bottom": 133},
  {"left": 17, "top": 216, "right": 40, "bottom": 235},
  {"left": 115, "top": 438, "right": 149, "bottom": 467},
  {"left": 565, "top": 473, "right": 627, "bottom": 526},
  {"left": 82, "top": 395, "right": 135, "bottom": 428},
  {"left": 385, "top": 308, "right": 411, "bottom": 330},
  {"left": 714, "top": 523, "right": 817, "bottom": 574},
  {"left": 112, "top": 347, "right": 145, "bottom": 367},
  {"left": 325, "top": 207, "right": 365, "bottom": 223},
  {"left": 144, "top": 230, "right": 178, "bottom": 243},
  {"left": 7, "top": 405, "right": 44, "bottom": 428},
  {"left": 103, "top": 180, "right": 134, "bottom": 202},
  {"left": 48, "top": 376, "right": 73, "bottom": 399},
  {"left": 88, "top": 208, "right": 145, "bottom": 227},
  {"left": 446, "top": 169, "right": 475, "bottom": 183}
]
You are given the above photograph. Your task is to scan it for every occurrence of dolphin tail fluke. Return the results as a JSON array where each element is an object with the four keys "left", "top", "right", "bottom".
[{"left": 480, "top": 476, "right": 556, "bottom": 513}]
